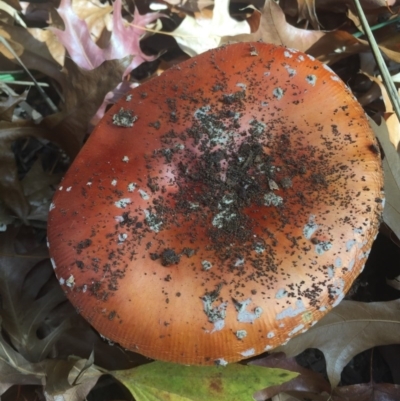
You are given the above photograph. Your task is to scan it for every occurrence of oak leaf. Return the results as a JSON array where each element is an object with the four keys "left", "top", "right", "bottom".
[{"left": 274, "top": 299, "right": 400, "bottom": 387}]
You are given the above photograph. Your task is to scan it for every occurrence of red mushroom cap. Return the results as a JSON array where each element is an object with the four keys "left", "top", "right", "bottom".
[{"left": 47, "top": 42, "right": 383, "bottom": 365}]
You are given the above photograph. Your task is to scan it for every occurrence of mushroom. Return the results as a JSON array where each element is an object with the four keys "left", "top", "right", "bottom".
[{"left": 47, "top": 42, "right": 384, "bottom": 365}]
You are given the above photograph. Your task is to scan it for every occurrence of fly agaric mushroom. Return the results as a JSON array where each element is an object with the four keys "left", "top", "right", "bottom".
[{"left": 47, "top": 42, "right": 383, "bottom": 365}]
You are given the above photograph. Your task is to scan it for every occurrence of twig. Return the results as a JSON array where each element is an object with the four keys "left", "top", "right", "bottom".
[
  {"left": 0, "top": 80, "right": 49, "bottom": 87},
  {"left": 0, "top": 36, "right": 58, "bottom": 113},
  {"left": 353, "top": 15, "right": 400, "bottom": 38},
  {"left": 352, "top": 0, "right": 400, "bottom": 122}
]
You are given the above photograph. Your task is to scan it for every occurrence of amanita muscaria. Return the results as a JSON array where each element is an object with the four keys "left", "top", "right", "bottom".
[{"left": 48, "top": 42, "right": 384, "bottom": 365}]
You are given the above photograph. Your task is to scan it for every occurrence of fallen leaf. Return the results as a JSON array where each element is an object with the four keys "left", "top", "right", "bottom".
[
  {"left": 0, "top": 23, "right": 65, "bottom": 83},
  {"left": 0, "top": 326, "right": 104, "bottom": 401},
  {"left": 0, "top": 242, "right": 72, "bottom": 362},
  {"left": 51, "top": 0, "right": 162, "bottom": 76},
  {"left": 370, "top": 118, "right": 400, "bottom": 240},
  {"left": 222, "top": 0, "right": 326, "bottom": 53},
  {"left": 44, "top": 58, "right": 130, "bottom": 154},
  {"left": 364, "top": 74, "right": 400, "bottom": 149},
  {"left": 69, "top": 0, "right": 112, "bottom": 42},
  {"left": 297, "top": 0, "right": 320, "bottom": 28},
  {"left": 274, "top": 299, "right": 400, "bottom": 387},
  {"left": 171, "top": 0, "right": 250, "bottom": 56},
  {"left": 0, "top": 0, "right": 26, "bottom": 27},
  {"left": 250, "top": 353, "right": 330, "bottom": 401},
  {"left": 272, "top": 382, "right": 400, "bottom": 401},
  {"left": 224, "top": 1, "right": 400, "bottom": 65},
  {"left": 0, "top": 118, "right": 65, "bottom": 223},
  {"left": 44, "top": 353, "right": 104, "bottom": 401},
  {"left": 0, "top": 319, "right": 44, "bottom": 397},
  {"left": 113, "top": 361, "right": 298, "bottom": 401},
  {"left": 0, "top": 87, "right": 27, "bottom": 122},
  {"left": 21, "top": 159, "right": 62, "bottom": 222},
  {"left": 334, "top": 381, "right": 400, "bottom": 401},
  {"left": 378, "top": 345, "right": 400, "bottom": 385}
]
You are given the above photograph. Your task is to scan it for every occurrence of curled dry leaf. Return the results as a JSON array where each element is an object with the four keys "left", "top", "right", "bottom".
[
  {"left": 0, "top": 331, "right": 103, "bottom": 401},
  {"left": 283, "top": 0, "right": 399, "bottom": 18},
  {"left": 274, "top": 299, "right": 400, "bottom": 387},
  {"left": 0, "top": 23, "right": 65, "bottom": 83},
  {"left": 224, "top": 0, "right": 400, "bottom": 65},
  {"left": 296, "top": 0, "right": 320, "bottom": 28},
  {"left": 0, "top": 243, "right": 72, "bottom": 362},
  {"left": 0, "top": 318, "right": 44, "bottom": 397},
  {"left": 0, "top": 118, "right": 64, "bottom": 223},
  {"left": 386, "top": 275, "right": 400, "bottom": 291},
  {"left": 222, "top": 0, "right": 325, "bottom": 53},
  {"left": 333, "top": 381, "right": 400, "bottom": 401},
  {"left": 364, "top": 74, "right": 400, "bottom": 148},
  {"left": 250, "top": 353, "right": 330, "bottom": 401},
  {"left": 44, "top": 353, "right": 104, "bottom": 401},
  {"left": 0, "top": 0, "right": 26, "bottom": 26},
  {"left": 46, "top": 58, "right": 131, "bottom": 154},
  {"left": 222, "top": 0, "right": 371, "bottom": 64},
  {"left": 171, "top": 0, "right": 250, "bottom": 55},
  {"left": 68, "top": 0, "right": 112, "bottom": 42},
  {"left": 21, "top": 159, "right": 62, "bottom": 223},
  {"left": 370, "top": 118, "right": 400, "bottom": 241},
  {"left": 271, "top": 383, "right": 400, "bottom": 401},
  {"left": 0, "top": 87, "right": 27, "bottom": 122}
]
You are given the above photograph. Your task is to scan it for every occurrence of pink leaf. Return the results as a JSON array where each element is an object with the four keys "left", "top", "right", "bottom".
[
  {"left": 51, "top": 0, "right": 104, "bottom": 70},
  {"left": 51, "top": 0, "right": 162, "bottom": 75}
]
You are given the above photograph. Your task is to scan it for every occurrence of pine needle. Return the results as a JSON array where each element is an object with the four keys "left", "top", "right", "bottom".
[{"left": 352, "top": 0, "right": 400, "bottom": 122}]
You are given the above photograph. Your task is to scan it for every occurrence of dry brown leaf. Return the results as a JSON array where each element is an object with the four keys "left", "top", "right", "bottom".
[
  {"left": 0, "top": 0, "right": 25, "bottom": 26},
  {"left": 254, "top": 348, "right": 400, "bottom": 400},
  {"left": 0, "top": 252, "right": 71, "bottom": 362},
  {"left": 171, "top": 0, "right": 250, "bottom": 55},
  {"left": 370, "top": 118, "right": 400, "bottom": 241},
  {"left": 222, "top": 0, "right": 325, "bottom": 53},
  {"left": 291, "top": 0, "right": 398, "bottom": 13},
  {"left": 0, "top": 23, "right": 65, "bottom": 84},
  {"left": 367, "top": 75, "right": 400, "bottom": 149},
  {"left": 46, "top": 58, "right": 129, "bottom": 153},
  {"left": 44, "top": 354, "right": 104, "bottom": 401},
  {"left": 0, "top": 88, "right": 27, "bottom": 121},
  {"left": 297, "top": 0, "right": 320, "bottom": 28},
  {"left": 271, "top": 394, "right": 302, "bottom": 401},
  {"left": 386, "top": 275, "right": 400, "bottom": 290},
  {"left": 223, "top": 1, "right": 400, "bottom": 65},
  {"left": 274, "top": 299, "right": 400, "bottom": 387},
  {"left": 251, "top": 353, "right": 330, "bottom": 401},
  {"left": 0, "top": 124, "right": 32, "bottom": 223},
  {"left": 334, "top": 382, "right": 400, "bottom": 401},
  {"left": 1, "top": 0, "right": 21, "bottom": 11},
  {"left": 25, "top": 27, "right": 66, "bottom": 67},
  {"left": 0, "top": 324, "right": 44, "bottom": 397},
  {"left": 273, "top": 383, "right": 400, "bottom": 401},
  {"left": 222, "top": 0, "right": 370, "bottom": 64},
  {"left": 70, "top": 0, "right": 112, "bottom": 43},
  {"left": 0, "top": 120, "right": 56, "bottom": 222},
  {"left": 21, "top": 159, "right": 62, "bottom": 222}
]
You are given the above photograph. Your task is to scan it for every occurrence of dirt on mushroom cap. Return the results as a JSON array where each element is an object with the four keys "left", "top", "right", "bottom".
[{"left": 47, "top": 42, "right": 384, "bottom": 365}]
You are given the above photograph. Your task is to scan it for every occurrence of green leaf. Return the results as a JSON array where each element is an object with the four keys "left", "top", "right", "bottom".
[{"left": 113, "top": 361, "right": 298, "bottom": 401}]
